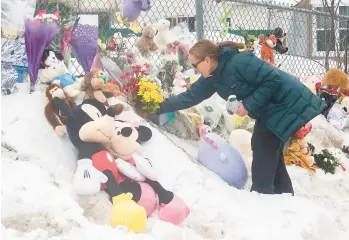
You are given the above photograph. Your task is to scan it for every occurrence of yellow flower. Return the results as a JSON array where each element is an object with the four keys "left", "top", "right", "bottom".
[{"left": 142, "top": 91, "right": 151, "bottom": 102}]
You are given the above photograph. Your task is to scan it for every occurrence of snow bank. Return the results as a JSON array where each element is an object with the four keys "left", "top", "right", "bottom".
[{"left": 1, "top": 91, "right": 349, "bottom": 240}]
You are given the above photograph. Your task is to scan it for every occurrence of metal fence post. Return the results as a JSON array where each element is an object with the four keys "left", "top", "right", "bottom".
[{"left": 195, "top": 0, "right": 205, "bottom": 40}]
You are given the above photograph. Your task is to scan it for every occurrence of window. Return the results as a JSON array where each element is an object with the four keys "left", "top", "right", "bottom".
[
  {"left": 315, "top": 7, "right": 335, "bottom": 51},
  {"left": 339, "top": 6, "right": 349, "bottom": 51},
  {"left": 166, "top": 17, "right": 196, "bottom": 32},
  {"left": 315, "top": 6, "right": 349, "bottom": 52}
]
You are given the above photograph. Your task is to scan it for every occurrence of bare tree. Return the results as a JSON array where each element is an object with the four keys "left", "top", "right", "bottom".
[{"left": 321, "top": 0, "right": 342, "bottom": 71}]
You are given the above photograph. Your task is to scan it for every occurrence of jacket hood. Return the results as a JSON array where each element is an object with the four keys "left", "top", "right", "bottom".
[{"left": 211, "top": 47, "right": 239, "bottom": 76}]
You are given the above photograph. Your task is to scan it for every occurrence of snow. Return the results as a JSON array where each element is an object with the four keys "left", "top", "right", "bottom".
[{"left": 1, "top": 90, "right": 349, "bottom": 240}]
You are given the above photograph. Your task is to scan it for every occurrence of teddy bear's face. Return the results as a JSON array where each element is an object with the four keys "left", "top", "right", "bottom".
[
  {"left": 143, "top": 26, "right": 155, "bottom": 38},
  {"left": 42, "top": 62, "right": 67, "bottom": 80},
  {"left": 45, "top": 51, "right": 60, "bottom": 66}
]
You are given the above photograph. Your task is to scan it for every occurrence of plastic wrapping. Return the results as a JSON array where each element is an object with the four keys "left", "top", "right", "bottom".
[
  {"left": 198, "top": 99, "right": 223, "bottom": 130},
  {"left": 327, "top": 104, "right": 349, "bottom": 131},
  {"left": 1, "top": 37, "right": 27, "bottom": 95},
  {"left": 1, "top": 0, "right": 36, "bottom": 39}
]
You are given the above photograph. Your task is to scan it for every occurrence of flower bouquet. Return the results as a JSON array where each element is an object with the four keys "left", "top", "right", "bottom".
[
  {"left": 120, "top": 64, "right": 164, "bottom": 115},
  {"left": 134, "top": 77, "right": 164, "bottom": 114},
  {"left": 24, "top": 9, "right": 61, "bottom": 86},
  {"left": 120, "top": 64, "right": 151, "bottom": 100}
]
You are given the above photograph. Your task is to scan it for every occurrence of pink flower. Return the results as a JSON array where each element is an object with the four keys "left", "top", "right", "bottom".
[{"left": 36, "top": 10, "right": 47, "bottom": 17}]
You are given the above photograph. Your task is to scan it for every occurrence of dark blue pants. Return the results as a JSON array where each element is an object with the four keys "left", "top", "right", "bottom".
[{"left": 250, "top": 120, "right": 294, "bottom": 195}]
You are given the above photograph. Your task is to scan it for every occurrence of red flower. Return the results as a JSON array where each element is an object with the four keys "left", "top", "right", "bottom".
[{"left": 130, "top": 77, "right": 137, "bottom": 85}]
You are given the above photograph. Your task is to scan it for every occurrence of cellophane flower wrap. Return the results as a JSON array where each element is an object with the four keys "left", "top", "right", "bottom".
[
  {"left": 24, "top": 10, "right": 60, "bottom": 86},
  {"left": 70, "top": 24, "right": 98, "bottom": 73},
  {"left": 120, "top": 64, "right": 164, "bottom": 114}
]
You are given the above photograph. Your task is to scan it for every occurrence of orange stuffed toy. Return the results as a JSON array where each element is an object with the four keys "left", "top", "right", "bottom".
[
  {"left": 321, "top": 68, "right": 349, "bottom": 100},
  {"left": 258, "top": 34, "right": 277, "bottom": 66},
  {"left": 284, "top": 123, "right": 316, "bottom": 173}
]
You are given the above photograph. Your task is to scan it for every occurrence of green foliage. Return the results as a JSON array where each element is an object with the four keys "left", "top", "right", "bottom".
[{"left": 313, "top": 149, "right": 340, "bottom": 174}]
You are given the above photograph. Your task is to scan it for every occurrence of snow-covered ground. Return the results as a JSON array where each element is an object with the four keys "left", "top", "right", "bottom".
[{"left": 1, "top": 89, "right": 349, "bottom": 240}]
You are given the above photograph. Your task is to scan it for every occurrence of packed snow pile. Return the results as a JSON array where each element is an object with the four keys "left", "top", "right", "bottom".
[{"left": 1, "top": 91, "right": 349, "bottom": 240}]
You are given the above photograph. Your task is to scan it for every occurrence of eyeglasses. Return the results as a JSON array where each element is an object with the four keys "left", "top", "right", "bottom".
[{"left": 192, "top": 58, "right": 205, "bottom": 69}]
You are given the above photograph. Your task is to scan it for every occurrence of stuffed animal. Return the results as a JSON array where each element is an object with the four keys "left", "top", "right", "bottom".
[
  {"left": 135, "top": 25, "right": 158, "bottom": 58},
  {"left": 198, "top": 125, "right": 248, "bottom": 189},
  {"left": 53, "top": 97, "right": 189, "bottom": 227},
  {"left": 116, "top": 0, "right": 152, "bottom": 33},
  {"left": 105, "top": 119, "right": 190, "bottom": 224},
  {"left": 258, "top": 34, "right": 277, "bottom": 66},
  {"left": 40, "top": 49, "right": 64, "bottom": 69},
  {"left": 41, "top": 62, "right": 84, "bottom": 98},
  {"left": 44, "top": 84, "right": 76, "bottom": 136},
  {"left": 242, "top": 31, "right": 257, "bottom": 51},
  {"left": 321, "top": 68, "right": 349, "bottom": 98},
  {"left": 52, "top": 97, "right": 147, "bottom": 232},
  {"left": 83, "top": 69, "right": 126, "bottom": 109},
  {"left": 153, "top": 19, "right": 179, "bottom": 54},
  {"left": 284, "top": 123, "right": 316, "bottom": 173},
  {"left": 172, "top": 68, "right": 187, "bottom": 95},
  {"left": 272, "top": 27, "right": 288, "bottom": 54},
  {"left": 37, "top": 49, "right": 64, "bottom": 84}
]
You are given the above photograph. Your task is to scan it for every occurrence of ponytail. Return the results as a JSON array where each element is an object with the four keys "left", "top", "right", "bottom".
[{"left": 218, "top": 41, "right": 245, "bottom": 49}]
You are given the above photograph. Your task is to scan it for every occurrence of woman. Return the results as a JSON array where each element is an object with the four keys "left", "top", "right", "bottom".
[{"left": 155, "top": 40, "right": 326, "bottom": 195}]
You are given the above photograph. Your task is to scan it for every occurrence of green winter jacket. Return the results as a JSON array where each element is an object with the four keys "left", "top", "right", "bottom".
[{"left": 159, "top": 47, "right": 326, "bottom": 142}]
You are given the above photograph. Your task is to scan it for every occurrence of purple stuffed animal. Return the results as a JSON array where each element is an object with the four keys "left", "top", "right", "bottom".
[{"left": 116, "top": 0, "right": 151, "bottom": 33}]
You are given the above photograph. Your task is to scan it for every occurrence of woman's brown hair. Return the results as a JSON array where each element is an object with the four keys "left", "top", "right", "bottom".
[{"left": 189, "top": 39, "right": 245, "bottom": 61}]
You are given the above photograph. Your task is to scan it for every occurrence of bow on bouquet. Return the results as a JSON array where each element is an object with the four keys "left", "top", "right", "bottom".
[{"left": 120, "top": 64, "right": 164, "bottom": 114}]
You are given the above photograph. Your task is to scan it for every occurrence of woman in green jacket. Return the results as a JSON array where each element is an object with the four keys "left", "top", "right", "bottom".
[{"left": 156, "top": 40, "right": 326, "bottom": 195}]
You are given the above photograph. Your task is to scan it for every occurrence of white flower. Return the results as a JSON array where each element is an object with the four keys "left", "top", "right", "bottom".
[{"left": 323, "top": 158, "right": 328, "bottom": 162}]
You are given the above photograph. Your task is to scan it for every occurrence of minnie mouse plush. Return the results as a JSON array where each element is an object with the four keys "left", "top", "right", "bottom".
[{"left": 53, "top": 97, "right": 190, "bottom": 226}]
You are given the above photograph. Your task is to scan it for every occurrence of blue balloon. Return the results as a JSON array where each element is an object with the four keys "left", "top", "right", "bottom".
[{"left": 199, "top": 133, "right": 248, "bottom": 189}]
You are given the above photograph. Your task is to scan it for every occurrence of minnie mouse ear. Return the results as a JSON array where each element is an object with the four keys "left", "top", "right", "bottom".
[{"left": 136, "top": 125, "right": 152, "bottom": 144}]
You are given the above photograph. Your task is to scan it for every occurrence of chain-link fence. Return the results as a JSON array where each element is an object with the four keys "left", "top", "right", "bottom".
[{"left": 36, "top": 0, "right": 348, "bottom": 79}]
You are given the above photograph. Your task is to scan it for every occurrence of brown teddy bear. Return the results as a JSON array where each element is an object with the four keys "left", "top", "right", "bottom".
[
  {"left": 44, "top": 84, "right": 76, "bottom": 136},
  {"left": 258, "top": 34, "right": 277, "bottom": 66},
  {"left": 135, "top": 25, "right": 158, "bottom": 58}
]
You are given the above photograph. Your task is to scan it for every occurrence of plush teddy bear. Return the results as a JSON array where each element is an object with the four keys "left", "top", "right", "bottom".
[
  {"left": 135, "top": 25, "right": 158, "bottom": 58},
  {"left": 153, "top": 19, "right": 179, "bottom": 55},
  {"left": 44, "top": 83, "right": 76, "bottom": 136},
  {"left": 41, "top": 61, "right": 84, "bottom": 99},
  {"left": 258, "top": 34, "right": 277, "bottom": 66},
  {"left": 284, "top": 123, "right": 316, "bottom": 173},
  {"left": 83, "top": 69, "right": 126, "bottom": 109}
]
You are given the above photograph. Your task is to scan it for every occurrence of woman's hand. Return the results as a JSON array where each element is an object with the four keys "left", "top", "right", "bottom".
[{"left": 236, "top": 104, "right": 248, "bottom": 117}]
